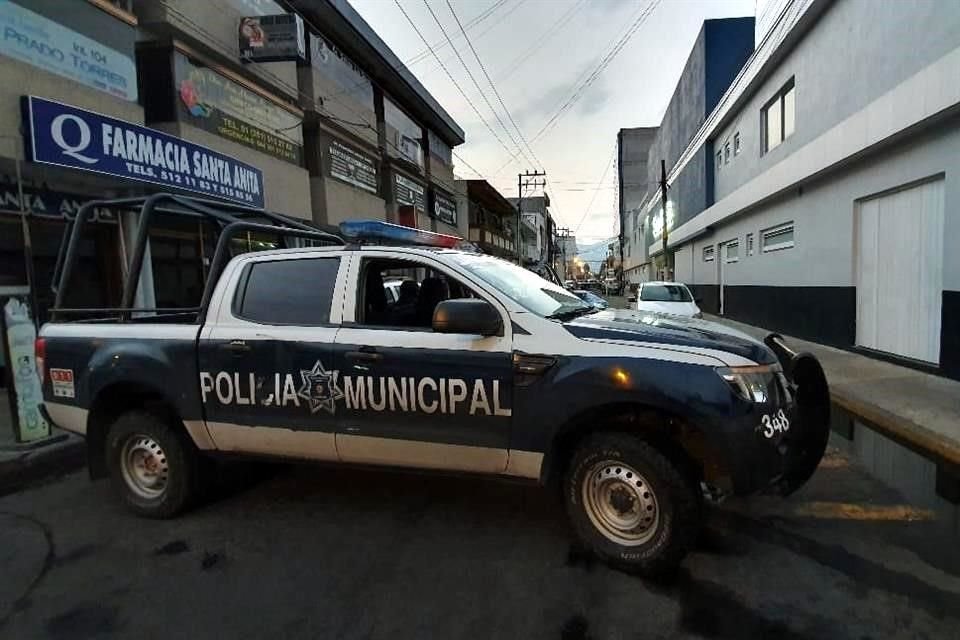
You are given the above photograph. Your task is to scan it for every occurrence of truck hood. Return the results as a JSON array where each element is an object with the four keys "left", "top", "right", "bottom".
[{"left": 563, "top": 308, "right": 776, "bottom": 364}]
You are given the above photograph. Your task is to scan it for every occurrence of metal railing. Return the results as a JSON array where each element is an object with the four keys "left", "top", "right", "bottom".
[{"left": 51, "top": 194, "right": 343, "bottom": 323}]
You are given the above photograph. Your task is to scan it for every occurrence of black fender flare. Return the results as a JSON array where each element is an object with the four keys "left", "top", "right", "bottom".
[{"left": 765, "top": 334, "right": 831, "bottom": 495}]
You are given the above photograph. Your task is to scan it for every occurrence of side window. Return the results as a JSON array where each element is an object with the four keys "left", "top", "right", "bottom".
[
  {"left": 358, "top": 258, "right": 478, "bottom": 330},
  {"left": 236, "top": 258, "right": 340, "bottom": 325}
]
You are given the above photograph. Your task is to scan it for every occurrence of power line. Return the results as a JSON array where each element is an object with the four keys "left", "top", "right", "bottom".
[
  {"left": 405, "top": 0, "right": 511, "bottom": 65},
  {"left": 492, "top": 0, "right": 660, "bottom": 175},
  {"left": 419, "top": 0, "right": 537, "bottom": 169},
  {"left": 531, "top": 0, "right": 660, "bottom": 144},
  {"left": 573, "top": 143, "right": 616, "bottom": 234},
  {"left": 443, "top": 0, "right": 543, "bottom": 170},
  {"left": 417, "top": 0, "right": 529, "bottom": 80},
  {"left": 393, "top": 0, "right": 527, "bottom": 167}
]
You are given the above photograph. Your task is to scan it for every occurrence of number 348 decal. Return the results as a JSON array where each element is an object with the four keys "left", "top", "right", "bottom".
[{"left": 759, "top": 409, "right": 791, "bottom": 438}]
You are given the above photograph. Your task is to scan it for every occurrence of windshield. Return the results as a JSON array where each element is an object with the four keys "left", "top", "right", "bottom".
[
  {"left": 449, "top": 253, "right": 592, "bottom": 318},
  {"left": 639, "top": 284, "right": 693, "bottom": 302},
  {"left": 576, "top": 291, "right": 604, "bottom": 304}
]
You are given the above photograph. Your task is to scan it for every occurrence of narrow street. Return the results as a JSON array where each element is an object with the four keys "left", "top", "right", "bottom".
[{"left": 2, "top": 448, "right": 958, "bottom": 639}]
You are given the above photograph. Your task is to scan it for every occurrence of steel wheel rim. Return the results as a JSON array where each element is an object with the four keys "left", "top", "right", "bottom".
[
  {"left": 120, "top": 434, "right": 169, "bottom": 500},
  {"left": 582, "top": 461, "right": 659, "bottom": 546}
]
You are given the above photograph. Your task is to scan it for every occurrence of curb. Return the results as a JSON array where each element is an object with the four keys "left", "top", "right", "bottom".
[
  {"left": 703, "top": 314, "right": 960, "bottom": 475},
  {"left": 831, "top": 390, "right": 960, "bottom": 469},
  {"left": 0, "top": 433, "right": 86, "bottom": 497}
]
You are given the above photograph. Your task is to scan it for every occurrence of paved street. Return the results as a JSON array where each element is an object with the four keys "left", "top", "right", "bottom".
[{"left": 2, "top": 448, "right": 959, "bottom": 640}]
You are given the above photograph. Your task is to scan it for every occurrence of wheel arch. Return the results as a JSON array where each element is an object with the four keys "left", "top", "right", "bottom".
[
  {"left": 86, "top": 381, "right": 190, "bottom": 479},
  {"left": 541, "top": 402, "right": 725, "bottom": 493}
]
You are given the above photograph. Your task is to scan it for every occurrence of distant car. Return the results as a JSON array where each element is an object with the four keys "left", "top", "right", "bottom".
[
  {"left": 572, "top": 289, "right": 608, "bottom": 310},
  {"left": 564, "top": 279, "right": 576, "bottom": 289},
  {"left": 636, "top": 281, "right": 702, "bottom": 318}
]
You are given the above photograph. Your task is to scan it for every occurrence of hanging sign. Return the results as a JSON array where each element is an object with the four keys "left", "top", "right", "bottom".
[
  {"left": 394, "top": 174, "right": 424, "bottom": 213},
  {"left": 239, "top": 14, "right": 306, "bottom": 63},
  {"left": 328, "top": 141, "right": 377, "bottom": 194},
  {"left": 432, "top": 190, "right": 456, "bottom": 225}
]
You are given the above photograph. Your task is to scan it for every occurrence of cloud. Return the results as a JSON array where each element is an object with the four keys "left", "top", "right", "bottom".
[{"left": 576, "top": 84, "right": 611, "bottom": 116}]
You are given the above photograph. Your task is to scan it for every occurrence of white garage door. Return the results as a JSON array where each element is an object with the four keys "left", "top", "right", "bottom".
[{"left": 856, "top": 179, "right": 944, "bottom": 363}]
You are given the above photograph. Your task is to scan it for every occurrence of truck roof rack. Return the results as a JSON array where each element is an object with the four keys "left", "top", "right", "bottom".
[{"left": 51, "top": 193, "right": 343, "bottom": 323}]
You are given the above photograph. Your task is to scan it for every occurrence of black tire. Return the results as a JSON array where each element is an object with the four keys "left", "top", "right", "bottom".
[
  {"left": 564, "top": 433, "right": 701, "bottom": 577},
  {"left": 106, "top": 410, "right": 201, "bottom": 519}
]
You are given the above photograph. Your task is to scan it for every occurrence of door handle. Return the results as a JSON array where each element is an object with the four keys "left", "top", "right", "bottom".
[
  {"left": 345, "top": 350, "right": 382, "bottom": 363},
  {"left": 220, "top": 340, "right": 251, "bottom": 353}
]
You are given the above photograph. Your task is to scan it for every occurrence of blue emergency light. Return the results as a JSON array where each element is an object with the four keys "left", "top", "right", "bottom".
[{"left": 338, "top": 220, "right": 462, "bottom": 248}]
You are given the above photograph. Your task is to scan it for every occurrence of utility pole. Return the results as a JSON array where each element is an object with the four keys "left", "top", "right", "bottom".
[
  {"left": 659, "top": 159, "right": 671, "bottom": 281},
  {"left": 516, "top": 170, "right": 546, "bottom": 266}
]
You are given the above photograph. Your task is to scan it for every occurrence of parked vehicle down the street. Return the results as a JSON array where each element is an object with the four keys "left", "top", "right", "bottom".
[
  {"left": 636, "top": 281, "right": 703, "bottom": 318},
  {"left": 36, "top": 195, "right": 830, "bottom": 578},
  {"left": 572, "top": 289, "right": 609, "bottom": 310}
]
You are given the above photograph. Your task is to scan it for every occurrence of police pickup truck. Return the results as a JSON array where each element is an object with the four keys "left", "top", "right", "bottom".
[{"left": 38, "top": 195, "right": 829, "bottom": 577}]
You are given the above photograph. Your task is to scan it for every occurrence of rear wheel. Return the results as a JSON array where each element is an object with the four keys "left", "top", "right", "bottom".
[
  {"left": 106, "top": 410, "right": 201, "bottom": 518},
  {"left": 564, "top": 433, "right": 701, "bottom": 577}
]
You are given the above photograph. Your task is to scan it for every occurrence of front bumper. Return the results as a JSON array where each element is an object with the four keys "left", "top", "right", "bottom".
[{"left": 719, "top": 334, "right": 831, "bottom": 497}]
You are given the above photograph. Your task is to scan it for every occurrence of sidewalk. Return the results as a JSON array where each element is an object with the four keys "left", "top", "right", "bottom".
[
  {"left": 0, "top": 391, "right": 85, "bottom": 495},
  {"left": 706, "top": 315, "right": 960, "bottom": 468}
]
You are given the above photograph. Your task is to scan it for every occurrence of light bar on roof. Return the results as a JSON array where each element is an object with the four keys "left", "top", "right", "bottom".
[{"left": 339, "top": 220, "right": 461, "bottom": 248}]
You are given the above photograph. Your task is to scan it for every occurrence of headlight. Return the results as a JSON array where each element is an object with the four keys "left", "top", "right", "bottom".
[{"left": 716, "top": 364, "right": 787, "bottom": 404}]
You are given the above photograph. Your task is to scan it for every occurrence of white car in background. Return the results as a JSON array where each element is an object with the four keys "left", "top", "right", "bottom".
[{"left": 636, "top": 281, "right": 703, "bottom": 318}]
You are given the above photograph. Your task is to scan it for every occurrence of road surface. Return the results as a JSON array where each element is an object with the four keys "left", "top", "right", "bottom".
[{"left": 1, "top": 448, "right": 958, "bottom": 639}]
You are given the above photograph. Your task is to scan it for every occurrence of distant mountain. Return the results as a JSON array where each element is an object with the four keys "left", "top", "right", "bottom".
[{"left": 576, "top": 238, "right": 614, "bottom": 266}]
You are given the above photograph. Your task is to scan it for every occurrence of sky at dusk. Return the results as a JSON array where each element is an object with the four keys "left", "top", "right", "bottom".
[{"left": 349, "top": 0, "right": 770, "bottom": 244}]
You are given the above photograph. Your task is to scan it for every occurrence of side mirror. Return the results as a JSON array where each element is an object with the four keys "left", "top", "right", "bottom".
[{"left": 433, "top": 299, "right": 502, "bottom": 336}]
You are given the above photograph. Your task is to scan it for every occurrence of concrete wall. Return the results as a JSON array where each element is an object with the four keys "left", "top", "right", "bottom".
[
  {"left": 134, "top": 0, "right": 299, "bottom": 101},
  {"left": 639, "top": 18, "right": 755, "bottom": 253},
  {"left": 618, "top": 127, "right": 656, "bottom": 272},
  {"left": 713, "top": 0, "right": 960, "bottom": 201},
  {"left": 315, "top": 177, "right": 386, "bottom": 226},
  {"left": 689, "top": 119, "right": 959, "bottom": 288},
  {"left": 0, "top": 2, "right": 142, "bottom": 159},
  {"left": 299, "top": 67, "right": 378, "bottom": 149}
]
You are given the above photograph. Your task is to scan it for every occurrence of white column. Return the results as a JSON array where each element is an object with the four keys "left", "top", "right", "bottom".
[{"left": 120, "top": 210, "right": 156, "bottom": 313}]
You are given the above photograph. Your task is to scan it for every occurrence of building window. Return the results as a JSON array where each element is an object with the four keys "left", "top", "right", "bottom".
[
  {"left": 724, "top": 240, "right": 739, "bottom": 263},
  {"left": 716, "top": 150, "right": 722, "bottom": 173},
  {"left": 724, "top": 142, "right": 731, "bottom": 164},
  {"left": 703, "top": 245, "right": 715, "bottom": 262},
  {"left": 746, "top": 232, "right": 754, "bottom": 256},
  {"left": 762, "top": 78, "right": 795, "bottom": 153},
  {"left": 761, "top": 222, "right": 795, "bottom": 252},
  {"left": 734, "top": 132, "right": 741, "bottom": 155}
]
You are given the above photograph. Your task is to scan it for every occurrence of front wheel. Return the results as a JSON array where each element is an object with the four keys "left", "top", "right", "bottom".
[
  {"left": 564, "top": 433, "right": 701, "bottom": 577},
  {"left": 106, "top": 410, "right": 201, "bottom": 518}
]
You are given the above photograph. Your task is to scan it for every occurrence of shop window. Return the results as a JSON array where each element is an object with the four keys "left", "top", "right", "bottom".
[
  {"left": 761, "top": 222, "right": 795, "bottom": 252},
  {"left": 762, "top": 78, "right": 796, "bottom": 153},
  {"left": 703, "top": 245, "right": 715, "bottom": 262},
  {"left": 384, "top": 97, "right": 424, "bottom": 169},
  {"left": 237, "top": 258, "right": 341, "bottom": 325},
  {"left": 428, "top": 131, "right": 453, "bottom": 168}
]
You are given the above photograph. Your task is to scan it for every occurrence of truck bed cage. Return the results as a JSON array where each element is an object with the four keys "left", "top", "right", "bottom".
[{"left": 51, "top": 193, "right": 343, "bottom": 323}]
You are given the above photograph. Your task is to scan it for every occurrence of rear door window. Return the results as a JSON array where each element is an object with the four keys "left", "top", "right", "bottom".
[{"left": 236, "top": 257, "right": 340, "bottom": 325}]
